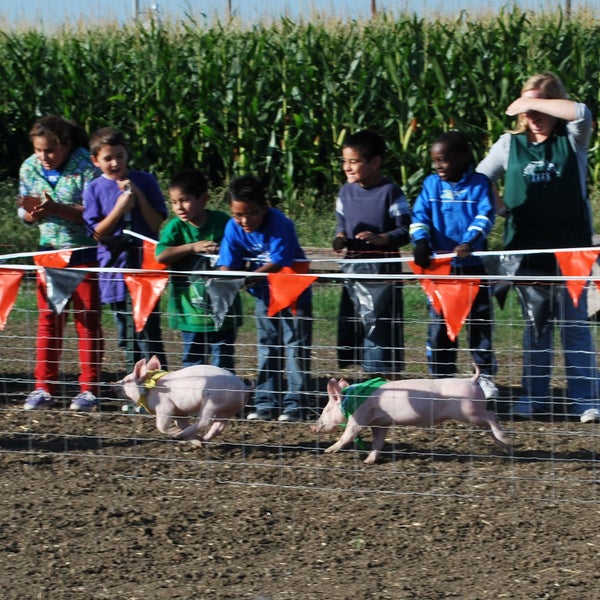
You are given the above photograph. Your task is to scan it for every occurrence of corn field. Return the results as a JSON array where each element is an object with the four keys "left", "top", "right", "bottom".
[{"left": 2, "top": 7, "right": 600, "bottom": 208}]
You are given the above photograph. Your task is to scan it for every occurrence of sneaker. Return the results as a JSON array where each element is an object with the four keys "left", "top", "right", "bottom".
[
  {"left": 121, "top": 402, "right": 146, "bottom": 414},
  {"left": 510, "top": 401, "right": 534, "bottom": 420},
  {"left": 69, "top": 391, "right": 98, "bottom": 412},
  {"left": 580, "top": 408, "right": 600, "bottom": 423},
  {"left": 23, "top": 389, "right": 54, "bottom": 410},
  {"left": 479, "top": 375, "right": 499, "bottom": 400},
  {"left": 246, "top": 410, "right": 274, "bottom": 421},
  {"left": 278, "top": 411, "right": 302, "bottom": 423}
]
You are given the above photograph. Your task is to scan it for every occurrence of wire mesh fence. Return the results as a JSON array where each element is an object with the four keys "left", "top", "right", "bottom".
[{"left": 0, "top": 253, "right": 599, "bottom": 505}]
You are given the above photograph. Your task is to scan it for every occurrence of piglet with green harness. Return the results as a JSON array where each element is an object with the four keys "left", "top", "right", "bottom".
[
  {"left": 117, "top": 356, "right": 249, "bottom": 447},
  {"left": 311, "top": 365, "right": 511, "bottom": 464}
]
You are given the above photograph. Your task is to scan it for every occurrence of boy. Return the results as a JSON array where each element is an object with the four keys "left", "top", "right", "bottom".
[
  {"left": 156, "top": 169, "right": 241, "bottom": 370},
  {"left": 411, "top": 131, "right": 498, "bottom": 398},
  {"left": 83, "top": 127, "right": 168, "bottom": 369},
  {"left": 218, "top": 175, "right": 312, "bottom": 422},
  {"left": 333, "top": 129, "right": 411, "bottom": 376}
]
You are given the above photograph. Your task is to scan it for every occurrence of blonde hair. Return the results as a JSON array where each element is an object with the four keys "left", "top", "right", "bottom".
[{"left": 511, "top": 71, "right": 568, "bottom": 134}]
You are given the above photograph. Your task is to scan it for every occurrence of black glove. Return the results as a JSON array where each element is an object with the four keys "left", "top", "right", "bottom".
[
  {"left": 332, "top": 236, "right": 347, "bottom": 252},
  {"left": 413, "top": 239, "right": 432, "bottom": 269}
]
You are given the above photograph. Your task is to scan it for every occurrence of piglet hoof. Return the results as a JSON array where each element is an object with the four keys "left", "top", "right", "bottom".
[
  {"left": 324, "top": 443, "right": 341, "bottom": 454},
  {"left": 189, "top": 438, "right": 204, "bottom": 448},
  {"left": 363, "top": 452, "right": 379, "bottom": 465}
]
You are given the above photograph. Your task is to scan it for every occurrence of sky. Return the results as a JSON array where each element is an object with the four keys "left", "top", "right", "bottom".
[{"left": 0, "top": 0, "right": 591, "bottom": 28}]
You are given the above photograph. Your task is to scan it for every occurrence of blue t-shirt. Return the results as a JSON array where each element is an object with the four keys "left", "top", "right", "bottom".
[{"left": 217, "top": 207, "right": 311, "bottom": 305}]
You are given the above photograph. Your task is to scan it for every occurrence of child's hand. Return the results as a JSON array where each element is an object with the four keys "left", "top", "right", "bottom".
[
  {"left": 192, "top": 241, "right": 219, "bottom": 254},
  {"left": 24, "top": 192, "right": 55, "bottom": 221},
  {"left": 332, "top": 235, "right": 347, "bottom": 252},
  {"left": 115, "top": 187, "right": 136, "bottom": 213},
  {"left": 413, "top": 239, "right": 432, "bottom": 268},
  {"left": 454, "top": 243, "right": 472, "bottom": 258},
  {"left": 355, "top": 231, "right": 388, "bottom": 247}
]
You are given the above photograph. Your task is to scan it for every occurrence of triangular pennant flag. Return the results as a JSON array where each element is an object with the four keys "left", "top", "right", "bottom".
[
  {"left": 432, "top": 278, "right": 480, "bottom": 341},
  {"left": 515, "top": 283, "right": 553, "bottom": 342},
  {"left": 205, "top": 277, "right": 246, "bottom": 328},
  {"left": 346, "top": 281, "right": 393, "bottom": 340},
  {"left": 124, "top": 273, "right": 169, "bottom": 332},
  {"left": 33, "top": 249, "right": 73, "bottom": 268},
  {"left": 408, "top": 257, "right": 452, "bottom": 314},
  {"left": 555, "top": 249, "right": 600, "bottom": 307},
  {"left": 267, "top": 265, "right": 317, "bottom": 316},
  {"left": 0, "top": 269, "right": 24, "bottom": 329},
  {"left": 43, "top": 268, "right": 88, "bottom": 314},
  {"left": 142, "top": 239, "right": 167, "bottom": 271}
]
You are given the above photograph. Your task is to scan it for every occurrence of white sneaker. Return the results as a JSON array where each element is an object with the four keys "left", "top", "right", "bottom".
[
  {"left": 479, "top": 375, "right": 499, "bottom": 400},
  {"left": 580, "top": 408, "right": 600, "bottom": 423}
]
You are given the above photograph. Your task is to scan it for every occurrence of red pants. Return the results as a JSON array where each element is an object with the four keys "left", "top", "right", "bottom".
[{"left": 34, "top": 270, "right": 103, "bottom": 395}]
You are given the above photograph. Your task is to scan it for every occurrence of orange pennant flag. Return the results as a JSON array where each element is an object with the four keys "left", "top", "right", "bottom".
[
  {"left": 432, "top": 278, "right": 480, "bottom": 341},
  {"left": 554, "top": 249, "right": 600, "bottom": 307},
  {"left": 141, "top": 239, "right": 167, "bottom": 271},
  {"left": 0, "top": 269, "right": 24, "bottom": 329},
  {"left": 267, "top": 263, "right": 316, "bottom": 316},
  {"left": 33, "top": 249, "right": 73, "bottom": 268},
  {"left": 124, "top": 273, "right": 169, "bottom": 332},
  {"left": 408, "top": 257, "right": 453, "bottom": 314}
]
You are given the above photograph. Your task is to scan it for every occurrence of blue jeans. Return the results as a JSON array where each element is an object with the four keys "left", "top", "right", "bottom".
[
  {"left": 253, "top": 297, "right": 312, "bottom": 415},
  {"left": 181, "top": 328, "right": 236, "bottom": 371},
  {"left": 517, "top": 283, "right": 599, "bottom": 414},
  {"left": 111, "top": 300, "right": 168, "bottom": 370}
]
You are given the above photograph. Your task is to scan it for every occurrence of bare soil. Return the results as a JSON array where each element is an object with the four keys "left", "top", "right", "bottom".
[
  {"left": 0, "top": 300, "right": 599, "bottom": 599},
  {"left": 1, "top": 388, "right": 600, "bottom": 599}
]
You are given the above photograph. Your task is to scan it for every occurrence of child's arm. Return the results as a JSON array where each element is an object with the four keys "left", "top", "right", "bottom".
[
  {"left": 156, "top": 240, "right": 219, "bottom": 265},
  {"left": 453, "top": 176, "right": 495, "bottom": 257},
  {"left": 130, "top": 181, "right": 165, "bottom": 234}
]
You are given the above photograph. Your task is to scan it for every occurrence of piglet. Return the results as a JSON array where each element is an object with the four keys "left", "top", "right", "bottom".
[
  {"left": 117, "top": 356, "right": 249, "bottom": 447},
  {"left": 311, "top": 367, "right": 511, "bottom": 464}
]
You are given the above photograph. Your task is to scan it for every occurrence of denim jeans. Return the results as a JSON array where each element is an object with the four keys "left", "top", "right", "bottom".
[
  {"left": 253, "top": 296, "right": 312, "bottom": 415},
  {"left": 111, "top": 300, "right": 168, "bottom": 370},
  {"left": 518, "top": 283, "right": 599, "bottom": 414},
  {"left": 181, "top": 328, "right": 236, "bottom": 371}
]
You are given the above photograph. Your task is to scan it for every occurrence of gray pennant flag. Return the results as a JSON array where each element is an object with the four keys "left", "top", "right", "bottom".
[
  {"left": 205, "top": 277, "right": 245, "bottom": 328},
  {"left": 44, "top": 268, "right": 88, "bottom": 314},
  {"left": 346, "top": 281, "right": 393, "bottom": 341}
]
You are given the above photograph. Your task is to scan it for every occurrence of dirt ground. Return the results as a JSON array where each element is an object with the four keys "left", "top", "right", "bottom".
[
  {"left": 1, "top": 289, "right": 600, "bottom": 599},
  {"left": 1, "top": 385, "right": 600, "bottom": 600}
]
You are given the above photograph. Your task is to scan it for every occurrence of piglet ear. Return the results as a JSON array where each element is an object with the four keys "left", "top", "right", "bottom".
[
  {"left": 133, "top": 358, "right": 148, "bottom": 380},
  {"left": 146, "top": 355, "right": 162, "bottom": 371},
  {"left": 327, "top": 378, "right": 343, "bottom": 404}
]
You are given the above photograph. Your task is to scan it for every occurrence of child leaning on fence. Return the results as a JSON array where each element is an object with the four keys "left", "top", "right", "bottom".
[
  {"left": 18, "top": 115, "right": 103, "bottom": 412},
  {"left": 332, "top": 129, "right": 411, "bottom": 377},
  {"left": 155, "top": 169, "right": 241, "bottom": 370},
  {"left": 217, "top": 175, "right": 312, "bottom": 422},
  {"left": 83, "top": 126, "right": 168, "bottom": 369},
  {"left": 410, "top": 130, "right": 498, "bottom": 399}
]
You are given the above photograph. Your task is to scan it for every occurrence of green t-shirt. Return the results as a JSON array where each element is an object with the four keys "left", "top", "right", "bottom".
[{"left": 157, "top": 211, "right": 242, "bottom": 332}]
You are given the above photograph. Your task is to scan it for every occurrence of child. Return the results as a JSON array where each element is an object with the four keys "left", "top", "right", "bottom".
[
  {"left": 218, "top": 175, "right": 312, "bottom": 422},
  {"left": 83, "top": 127, "right": 168, "bottom": 369},
  {"left": 332, "top": 129, "right": 410, "bottom": 376},
  {"left": 156, "top": 169, "right": 241, "bottom": 370},
  {"left": 411, "top": 130, "right": 498, "bottom": 398},
  {"left": 18, "top": 115, "right": 103, "bottom": 411}
]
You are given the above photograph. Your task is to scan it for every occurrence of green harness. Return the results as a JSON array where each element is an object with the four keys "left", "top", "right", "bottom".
[{"left": 339, "top": 377, "right": 388, "bottom": 449}]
